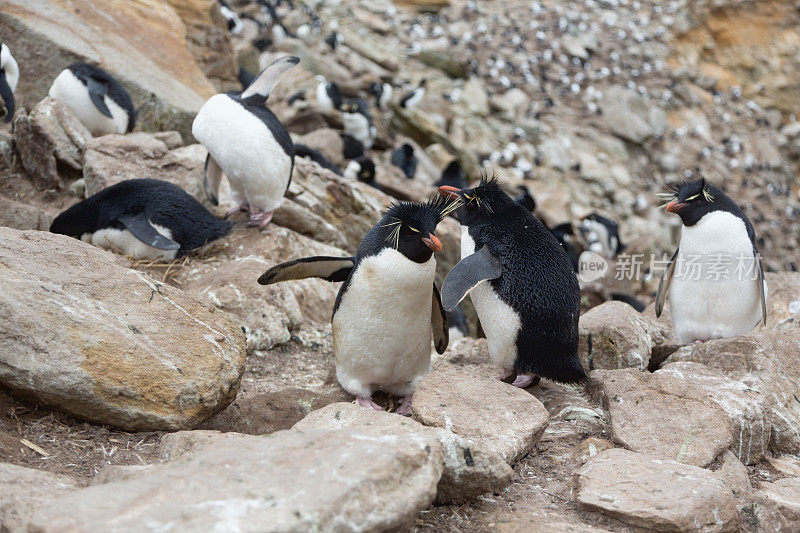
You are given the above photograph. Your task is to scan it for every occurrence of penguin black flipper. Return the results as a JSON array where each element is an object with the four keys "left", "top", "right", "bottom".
[
  {"left": 258, "top": 256, "right": 355, "bottom": 285},
  {"left": 203, "top": 154, "right": 223, "bottom": 206},
  {"left": 655, "top": 248, "right": 679, "bottom": 318},
  {"left": 441, "top": 246, "right": 502, "bottom": 311},
  {"left": 431, "top": 283, "right": 449, "bottom": 354},
  {"left": 755, "top": 244, "right": 767, "bottom": 327},
  {"left": 86, "top": 78, "right": 113, "bottom": 118},
  {"left": 117, "top": 213, "right": 181, "bottom": 251}
]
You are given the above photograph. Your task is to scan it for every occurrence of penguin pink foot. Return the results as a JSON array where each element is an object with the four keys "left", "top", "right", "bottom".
[
  {"left": 355, "top": 396, "right": 383, "bottom": 410},
  {"left": 226, "top": 202, "right": 249, "bottom": 217},
  {"left": 249, "top": 210, "right": 274, "bottom": 229},
  {"left": 512, "top": 373, "right": 541, "bottom": 388},
  {"left": 395, "top": 396, "right": 413, "bottom": 416}
]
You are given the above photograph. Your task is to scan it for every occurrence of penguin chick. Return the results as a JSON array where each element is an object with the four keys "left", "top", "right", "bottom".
[
  {"left": 49, "top": 63, "right": 136, "bottom": 136},
  {"left": 391, "top": 143, "right": 418, "bottom": 179},
  {"left": 368, "top": 81, "right": 393, "bottom": 110},
  {"left": 0, "top": 43, "right": 18, "bottom": 123},
  {"left": 258, "top": 197, "right": 457, "bottom": 414},
  {"left": 435, "top": 160, "right": 468, "bottom": 190},
  {"left": 656, "top": 178, "right": 767, "bottom": 343},
  {"left": 193, "top": 55, "right": 299, "bottom": 229},
  {"left": 50, "top": 179, "right": 232, "bottom": 260},
  {"left": 439, "top": 176, "right": 586, "bottom": 387},
  {"left": 579, "top": 213, "right": 624, "bottom": 258},
  {"left": 342, "top": 98, "right": 376, "bottom": 149},
  {"left": 399, "top": 79, "right": 426, "bottom": 109},
  {"left": 315, "top": 75, "right": 343, "bottom": 110}
]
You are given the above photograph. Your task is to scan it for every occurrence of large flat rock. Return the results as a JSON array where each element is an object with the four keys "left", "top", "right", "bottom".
[
  {"left": 0, "top": 228, "right": 246, "bottom": 430},
  {"left": 412, "top": 366, "right": 550, "bottom": 464},
  {"left": 576, "top": 448, "right": 738, "bottom": 532},
  {"left": 29, "top": 429, "right": 443, "bottom": 532},
  {"left": 0, "top": 463, "right": 77, "bottom": 533}
]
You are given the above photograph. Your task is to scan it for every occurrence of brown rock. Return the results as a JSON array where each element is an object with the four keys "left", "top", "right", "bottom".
[
  {"left": 294, "top": 402, "right": 513, "bottom": 504},
  {"left": 578, "top": 300, "right": 665, "bottom": 371},
  {"left": 295, "top": 128, "right": 348, "bottom": 168},
  {"left": 0, "top": 197, "right": 50, "bottom": 231},
  {"left": 199, "top": 388, "right": 351, "bottom": 434},
  {"left": 754, "top": 478, "right": 800, "bottom": 532},
  {"left": 412, "top": 365, "right": 550, "bottom": 464},
  {"left": 13, "top": 97, "right": 91, "bottom": 188},
  {"left": 0, "top": 463, "right": 77, "bottom": 533},
  {"left": 576, "top": 448, "right": 738, "bottom": 532},
  {"left": 0, "top": 228, "right": 246, "bottom": 431},
  {"left": 713, "top": 450, "right": 751, "bottom": 498},
  {"left": 29, "top": 429, "right": 443, "bottom": 532},
  {"left": 762, "top": 272, "right": 800, "bottom": 329},
  {"left": 665, "top": 328, "right": 800, "bottom": 455}
]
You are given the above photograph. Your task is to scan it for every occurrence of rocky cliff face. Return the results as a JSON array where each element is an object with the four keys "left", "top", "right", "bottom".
[{"left": 0, "top": 0, "right": 799, "bottom": 531}]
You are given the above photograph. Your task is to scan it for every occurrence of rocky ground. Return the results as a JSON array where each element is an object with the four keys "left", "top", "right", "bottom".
[{"left": 1, "top": 0, "right": 800, "bottom": 531}]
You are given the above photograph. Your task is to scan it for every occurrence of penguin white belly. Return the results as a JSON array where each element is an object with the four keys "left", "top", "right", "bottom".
[
  {"left": 343, "top": 113, "right": 374, "bottom": 149},
  {"left": 49, "top": 70, "right": 128, "bottom": 136},
  {"left": 83, "top": 224, "right": 177, "bottom": 260},
  {"left": 316, "top": 83, "right": 333, "bottom": 109},
  {"left": 192, "top": 94, "right": 291, "bottom": 212},
  {"left": 669, "top": 211, "right": 766, "bottom": 343},
  {"left": 379, "top": 86, "right": 392, "bottom": 109},
  {"left": 461, "top": 228, "right": 521, "bottom": 371},
  {"left": 333, "top": 249, "right": 435, "bottom": 398},
  {"left": 403, "top": 90, "right": 424, "bottom": 108}
]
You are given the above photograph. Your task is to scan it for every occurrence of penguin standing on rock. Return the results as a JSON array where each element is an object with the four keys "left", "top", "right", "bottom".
[
  {"left": 0, "top": 43, "right": 19, "bottom": 123},
  {"left": 315, "top": 75, "right": 342, "bottom": 110},
  {"left": 50, "top": 179, "right": 232, "bottom": 260},
  {"left": 192, "top": 55, "right": 299, "bottom": 228},
  {"left": 439, "top": 176, "right": 586, "bottom": 387},
  {"left": 399, "top": 80, "right": 426, "bottom": 109},
  {"left": 258, "top": 198, "right": 456, "bottom": 413},
  {"left": 656, "top": 178, "right": 767, "bottom": 343},
  {"left": 342, "top": 98, "right": 376, "bottom": 149},
  {"left": 48, "top": 63, "right": 136, "bottom": 136},
  {"left": 368, "top": 81, "right": 393, "bottom": 110}
]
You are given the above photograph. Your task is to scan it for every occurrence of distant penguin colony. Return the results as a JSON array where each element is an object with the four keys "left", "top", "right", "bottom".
[
  {"left": 439, "top": 177, "right": 586, "bottom": 387},
  {"left": 258, "top": 197, "right": 457, "bottom": 413},
  {"left": 48, "top": 63, "right": 136, "bottom": 136},
  {"left": 0, "top": 43, "right": 18, "bottom": 123},
  {"left": 579, "top": 213, "right": 624, "bottom": 258},
  {"left": 192, "top": 55, "right": 299, "bottom": 228},
  {"left": 50, "top": 179, "right": 232, "bottom": 260},
  {"left": 656, "top": 178, "right": 767, "bottom": 343}
]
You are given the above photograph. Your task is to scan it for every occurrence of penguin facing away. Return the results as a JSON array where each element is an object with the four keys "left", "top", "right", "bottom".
[
  {"left": 193, "top": 55, "right": 299, "bottom": 228},
  {"left": 439, "top": 176, "right": 586, "bottom": 387},
  {"left": 49, "top": 63, "right": 136, "bottom": 136},
  {"left": 655, "top": 178, "right": 767, "bottom": 343},
  {"left": 0, "top": 43, "right": 19, "bottom": 123},
  {"left": 436, "top": 160, "right": 468, "bottom": 190},
  {"left": 391, "top": 143, "right": 417, "bottom": 179},
  {"left": 50, "top": 179, "right": 232, "bottom": 260},
  {"left": 258, "top": 197, "right": 456, "bottom": 413}
]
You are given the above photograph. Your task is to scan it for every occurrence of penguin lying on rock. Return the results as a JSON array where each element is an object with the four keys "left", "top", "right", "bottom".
[
  {"left": 656, "top": 178, "right": 767, "bottom": 343},
  {"left": 439, "top": 176, "right": 586, "bottom": 387},
  {"left": 0, "top": 43, "right": 18, "bottom": 123},
  {"left": 50, "top": 179, "right": 232, "bottom": 260},
  {"left": 258, "top": 198, "right": 457, "bottom": 414},
  {"left": 193, "top": 55, "right": 299, "bottom": 228},
  {"left": 49, "top": 63, "right": 136, "bottom": 136}
]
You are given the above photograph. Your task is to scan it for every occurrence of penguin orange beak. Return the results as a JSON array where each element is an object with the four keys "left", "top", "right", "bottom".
[
  {"left": 665, "top": 201, "right": 687, "bottom": 213},
  {"left": 438, "top": 185, "right": 461, "bottom": 200},
  {"left": 421, "top": 234, "right": 442, "bottom": 252}
]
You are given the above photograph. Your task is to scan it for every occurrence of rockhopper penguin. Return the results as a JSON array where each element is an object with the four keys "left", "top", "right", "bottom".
[
  {"left": 48, "top": 62, "right": 136, "bottom": 135},
  {"left": 258, "top": 197, "right": 457, "bottom": 414},
  {"left": 0, "top": 43, "right": 19, "bottom": 123},
  {"left": 50, "top": 179, "right": 232, "bottom": 260},
  {"left": 192, "top": 56, "right": 299, "bottom": 228},
  {"left": 439, "top": 176, "right": 586, "bottom": 387},
  {"left": 655, "top": 178, "right": 767, "bottom": 343}
]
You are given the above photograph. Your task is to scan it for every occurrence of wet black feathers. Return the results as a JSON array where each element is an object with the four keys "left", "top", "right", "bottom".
[{"left": 50, "top": 179, "right": 232, "bottom": 257}]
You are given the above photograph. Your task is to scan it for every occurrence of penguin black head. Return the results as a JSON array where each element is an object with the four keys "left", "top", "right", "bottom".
[
  {"left": 0, "top": 43, "right": 18, "bottom": 123},
  {"left": 368, "top": 82, "right": 382, "bottom": 96},
  {"left": 343, "top": 97, "right": 372, "bottom": 120},
  {"left": 438, "top": 174, "right": 518, "bottom": 228},
  {"left": 660, "top": 178, "right": 740, "bottom": 227},
  {"left": 374, "top": 197, "right": 456, "bottom": 263}
]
